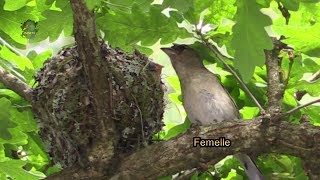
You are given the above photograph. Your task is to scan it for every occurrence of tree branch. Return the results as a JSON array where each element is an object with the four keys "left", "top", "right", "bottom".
[
  {"left": 264, "top": 39, "right": 284, "bottom": 116},
  {"left": 112, "top": 119, "right": 320, "bottom": 179},
  {"left": 0, "top": 66, "right": 32, "bottom": 102},
  {"left": 70, "top": 0, "right": 116, "bottom": 171},
  {"left": 278, "top": 99, "right": 320, "bottom": 118},
  {"left": 0, "top": 37, "right": 25, "bottom": 56},
  {"left": 283, "top": 51, "right": 294, "bottom": 90},
  {"left": 309, "top": 70, "right": 320, "bottom": 82}
]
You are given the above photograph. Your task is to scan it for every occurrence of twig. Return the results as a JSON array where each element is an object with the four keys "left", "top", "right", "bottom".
[
  {"left": 309, "top": 70, "right": 320, "bottom": 82},
  {"left": 197, "top": 31, "right": 265, "bottom": 113},
  {"left": 277, "top": 99, "right": 320, "bottom": 118},
  {"left": 0, "top": 37, "right": 25, "bottom": 57},
  {"left": 0, "top": 66, "right": 32, "bottom": 102},
  {"left": 277, "top": 2, "right": 291, "bottom": 25},
  {"left": 283, "top": 50, "right": 294, "bottom": 90},
  {"left": 131, "top": 93, "right": 145, "bottom": 143},
  {"left": 102, "top": 0, "right": 131, "bottom": 10}
]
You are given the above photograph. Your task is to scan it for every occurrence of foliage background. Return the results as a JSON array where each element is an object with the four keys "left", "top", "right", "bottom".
[{"left": 0, "top": 0, "right": 319, "bottom": 179}]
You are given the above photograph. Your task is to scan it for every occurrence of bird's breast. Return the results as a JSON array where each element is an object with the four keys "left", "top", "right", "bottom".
[{"left": 182, "top": 80, "right": 239, "bottom": 125}]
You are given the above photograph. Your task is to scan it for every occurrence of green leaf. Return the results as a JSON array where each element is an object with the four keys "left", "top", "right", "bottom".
[
  {"left": 30, "top": 0, "right": 73, "bottom": 42},
  {"left": 0, "top": 99, "right": 29, "bottom": 145},
  {"left": 191, "top": 42, "right": 218, "bottom": 63},
  {"left": 279, "top": 0, "right": 300, "bottom": 11},
  {"left": 240, "top": 106, "right": 260, "bottom": 119},
  {"left": 0, "top": 160, "right": 41, "bottom": 180},
  {"left": 0, "top": 46, "right": 34, "bottom": 71},
  {"left": 4, "top": 0, "right": 27, "bottom": 11},
  {"left": 204, "top": 0, "right": 236, "bottom": 25},
  {"left": 97, "top": 4, "right": 191, "bottom": 51},
  {"left": 163, "top": 0, "right": 215, "bottom": 24},
  {"left": 162, "top": 0, "right": 193, "bottom": 13},
  {"left": 0, "top": 89, "right": 21, "bottom": 100},
  {"left": 283, "top": 56, "right": 320, "bottom": 96},
  {"left": 0, "top": 1, "right": 38, "bottom": 45},
  {"left": 135, "top": 45, "right": 153, "bottom": 55},
  {"left": 295, "top": 80, "right": 320, "bottom": 96},
  {"left": 163, "top": 117, "right": 191, "bottom": 140},
  {"left": 168, "top": 93, "right": 182, "bottom": 105},
  {"left": 231, "top": 0, "right": 273, "bottom": 82},
  {"left": 31, "top": 0, "right": 52, "bottom": 14},
  {"left": 0, "top": 125, "right": 28, "bottom": 144},
  {"left": 0, "top": 59, "right": 27, "bottom": 82},
  {"left": 28, "top": 50, "right": 52, "bottom": 70},
  {"left": 260, "top": 154, "right": 307, "bottom": 178},
  {"left": 273, "top": 3, "right": 320, "bottom": 57},
  {"left": 256, "top": 0, "right": 272, "bottom": 7},
  {"left": 0, "top": 98, "right": 16, "bottom": 140},
  {"left": 0, "top": 172, "right": 7, "bottom": 179},
  {"left": 305, "top": 106, "right": 320, "bottom": 124},
  {"left": 166, "top": 75, "right": 181, "bottom": 92},
  {"left": 24, "top": 132, "right": 50, "bottom": 169},
  {"left": 276, "top": 24, "right": 320, "bottom": 57},
  {"left": 283, "top": 89, "right": 298, "bottom": 107},
  {"left": 84, "top": 0, "right": 101, "bottom": 11},
  {"left": 10, "top": 109, "right": 37, "bottom": 133},
  {"left": 282, "top": 56, "right": 302, "bottom": 84},
  {"left": 0, "top": 144, "right": 9, "bottom": 162},
  {"left": 107, "top": 0, "right": 152, "bottom": 13}
]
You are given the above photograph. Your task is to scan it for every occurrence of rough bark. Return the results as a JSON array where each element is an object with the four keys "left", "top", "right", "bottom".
[
  {"left": 70, "top": 0, "right": 116, "bottom": 172},
  {"left": 265, "top": 42, "right": 283, "bottom": 116},
  {"left": 110, "top": 119, "right": 320, "bottom": 179},
  {"left": 0, "top": 66, "right": 32, "bottom": 102}
]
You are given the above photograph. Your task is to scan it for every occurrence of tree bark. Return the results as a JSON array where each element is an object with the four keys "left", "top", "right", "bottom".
[
  {"left": 70, "top": 0, "right": 116, "bottom": 171},
  {"left": 0, "top": 66, "right": 32, "bottom": 102},
  {"left": 265, "top": 39, "right": 283, "bottom": 116},
  {"left": 112, "top": 119, "right": 320, "bottom": 179}
]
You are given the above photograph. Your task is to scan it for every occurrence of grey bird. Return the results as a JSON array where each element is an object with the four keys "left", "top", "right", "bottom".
[{"left": 161, "top": 44, "right": 265, "bottom": 180}]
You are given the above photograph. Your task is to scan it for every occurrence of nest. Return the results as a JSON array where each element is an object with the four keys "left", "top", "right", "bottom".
[{"left": 33, "top": 42, "right": 165, "bottom": 167}]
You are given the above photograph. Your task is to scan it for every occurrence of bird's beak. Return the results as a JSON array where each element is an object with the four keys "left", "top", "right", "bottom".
[{"left": 160, "top": 47, "right": 177, "bottom": 56}]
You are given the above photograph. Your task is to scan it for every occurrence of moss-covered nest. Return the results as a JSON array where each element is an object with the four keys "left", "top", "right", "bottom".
[{"left": 32, "top": 41, "right": 165, "bottom": 168}]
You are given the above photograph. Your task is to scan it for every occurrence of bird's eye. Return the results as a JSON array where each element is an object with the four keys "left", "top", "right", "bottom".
[{"left": 172, "top": 44, "right": 189, "bottom": 54}]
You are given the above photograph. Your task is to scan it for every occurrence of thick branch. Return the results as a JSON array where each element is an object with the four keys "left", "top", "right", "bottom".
[
  {"left": 111, "top": 119, "right": 320, "bottom": 179},
  {"left": 70, "top": 0, "right": 116, "bottom": 170},
  {"left": 0, "top": 66, "right": 32, "bottom": 102}
]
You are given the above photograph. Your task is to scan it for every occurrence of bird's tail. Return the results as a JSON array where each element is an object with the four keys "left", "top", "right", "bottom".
[{"left": 234, "top": 154, "right": 265, "bottom": 180}]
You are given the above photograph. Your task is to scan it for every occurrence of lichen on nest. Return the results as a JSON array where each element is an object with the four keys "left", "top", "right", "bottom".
[{"left": 33, "top": 41, "right": 165, "bottom": 167}]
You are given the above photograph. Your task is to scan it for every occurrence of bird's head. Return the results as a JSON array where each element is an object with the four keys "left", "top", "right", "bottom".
[{"left": 161, "top": 44, "right": 204, "bottom": 69}]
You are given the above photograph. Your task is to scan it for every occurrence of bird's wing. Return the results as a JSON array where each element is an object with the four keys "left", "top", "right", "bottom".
[
  {"left": 220, "top": 84, "right": 240, "bottom": 118},
  {"left": 196, "top": 88, "right": 234, "bottom": 123}
]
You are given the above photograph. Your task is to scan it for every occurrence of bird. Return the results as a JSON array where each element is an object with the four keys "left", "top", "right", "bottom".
[{"left": 161, "top": 44, "right": 265, "bottom": 180}]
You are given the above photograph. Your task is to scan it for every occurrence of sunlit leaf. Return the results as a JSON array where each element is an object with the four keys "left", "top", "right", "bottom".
[{"left": 231, "top": 0, "right": 273, "bottom": 82}]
